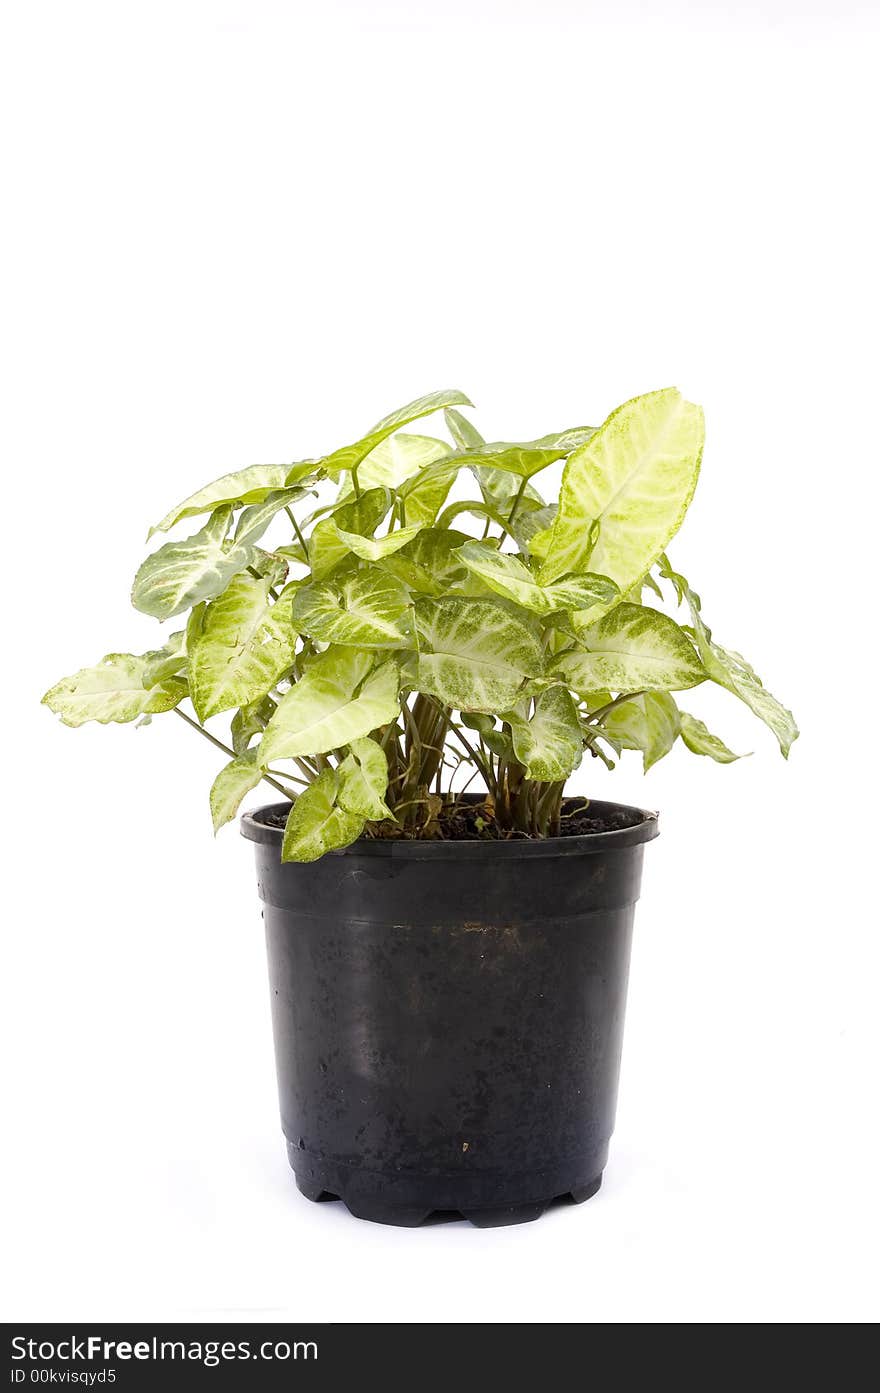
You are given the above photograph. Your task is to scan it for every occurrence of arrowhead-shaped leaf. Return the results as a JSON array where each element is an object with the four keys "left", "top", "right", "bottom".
[
  {"left": 149, "top": 463, "right": 316, "bottom": 536},
  {"left": 231, "top": 694, "right": 277, "bottom": 754},
  {"left": 414, "top": 596, "right": 544, "bottom": 711},
  {"left": 281, "top": 768, "right": 364, "bottom": 862},
  {"left": 321, "top": 390, "right": 473, "bottom": 476},
  {"left": 659, "top": 554, "right": 798, "bottom": 757},
  {"left": 188, "top": 575, "right": 297, "bottom": 721},
  {"left": 42, "top": 653, "right": 186, "bottom": 727},
  {"left": 344, "top": 433, "right": 451, "bottom": 492},
  {"left": 397, "top": 459, "right": 460, "bottom": 526},
  {"left": 337, "top": 737, "right": 393, "bottom": 820},
  {"left": 537, "top": 389, "right": 704, "bottom": 604},
  {"left": 457, "top": 541, "right": 618, "bottom": 615},
  {"left": 132, "top": 506, "right": 274, "bottom": 620},
  {"left": 210, "top": 748, "right": 264, "bottom": 832},
  {"left": 599, "top": 691, "right": 681, "bottom": 771},
  {"left": 448, "top": 428, "right": 596, "bottom": 482},
  {"left": 334, "top": 522, "right": 425, "bottom": 560},
  {"left": 556, "top": 603, "right": 706, "bottom": 693},
  {"left": 292, "top": 569, "right": 414, "bottom": 649},
  {"left": 506, "top": 687, "right": 584, "bottom": 780},
  {"left": 378, "top": 528, "right": 469, "bottom": 595},
  {"left": 308, "top": 487, "right": 391, "bottom": 581},
  {"left": 140, "top": 630, "right": 187, "bottom": 686},
  {"left": 679, "top": 712, "right": 745, "bottom": 763},
  {"left": 259, "top": 648, "right": 400, "bottom": 764}
]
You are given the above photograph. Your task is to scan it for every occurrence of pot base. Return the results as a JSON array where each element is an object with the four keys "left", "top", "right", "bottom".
[{"left": 288, "top": 1143, "right": 603, "bottom": 1228}]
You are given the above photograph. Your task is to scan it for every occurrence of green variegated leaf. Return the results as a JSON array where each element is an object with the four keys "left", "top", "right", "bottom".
[
  {"left": 379, "top": 528, "right": 469, "bottom": 595},
  {"left": 132, "top": 506, "right": 275, "bottom": 620},
  {"left": 659, "top": 554, "right": 799, "bottom": 757},
  {"left": 679, "top": 712, "right": 745, "bottom": 763},
  {"left": 506, "top": 687, "right": 583, "bottom": 780},
  {"left": 233, "top": 487, "right": 310, "bottom": 544},
  {"left": 448, "top": 428, "right": 596, "bottom": 482},
  {"left": 346, "top": 433, "right": 451, "bottom": 491},
  {"left": 281, "top": 769, "right": 364, "bottom": 862},
  {"left": 537, "top": 390, "right": 704, "bottom": 604},
  {"left": 320, "top": 390, "right": 473, "bottom": 477},
  {"left": 444, "top": 407, "right": 484, "bottom": 450},
  {"left": 600, "top": 691, "right": 681, "bottom": 771},
  {"left": 337, "top": 737, "right": 393, "bottom": 820},
  {"left": 292, "top": 569, "right": 414, "bottom": 649},
  {"left": 42, "top": 653, "right": 186, "bottom": 727},
  {"left": 513, "top": 502, "right": 557, "bottom": 551},
  {"left": 141, "top": 630, "right": 187, "bottom": 686},
  {"left": 459, "top": 711, "right": 512, "bottom": 757},
  {"left": 309, "top": 487, "right": 390, "bottom": 581},
  {"left": 259, "top": 648, "right": 400, "bottom": 765},
  {"left": 457, "top": 541, "right": 618, "bottom": 615},
  {"left": 188, "top": 575, "right": 297, "bottom": 721},
  {"left": 249, "top": 549, "right": 290, "bottom": 587},
  {"left": 334, "top": 522, "right": 425, "bottom": 560},
  {"left": 557, "top": 603, "right": 706, "bottom": 693},
  {"left": 397, "top": 459, "right": 460, "bottom": 527},
  {"left": 414, "top": 597, "right": 543, "bottom": 711},
  {"left": 149, "top": 463, "right": 316, "bottom": 536},
  {"left": 231, "top": 694, "right": 277, "bottom": 754},
  {"left": 210, "top": 748, "right": 263, "bottom": 832},
  {"left": 696, "top": 639, "right": 797, "bottom": 757}
]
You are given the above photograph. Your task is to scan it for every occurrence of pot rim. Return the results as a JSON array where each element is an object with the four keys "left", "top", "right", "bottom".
[{"left": 240, "top": 797, "right": 659, "bottom": 859}]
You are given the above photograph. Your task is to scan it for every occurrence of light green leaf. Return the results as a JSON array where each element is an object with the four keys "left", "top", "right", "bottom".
[
  {"left": 600, "top": 691, "right": 681, "bottom": 771},
  {"left": 379, "top": 528, "right": 469, "bottom": 595},
  {"left": 557, "top": 603, "right": 706, "bottom": 693},
  {"left": 188, "top": 574, "right": 297, "bottom": 721},
  {"left": 450, "top": 428, "right": 596, "bottom": 482},
  {"left": 659, "top": 554, "right": 798, "bottom": 757},
  {"left": 506, "top": 686, "right": 583, "bottom": 780},
  {"left": 459, "top": 711, "right": 511, "bottom": 758},
  {"left": 132, "top": 506, "right": 273, "bottom": 620},
  {"left": 414, "top": 597, "right": 544, "bottom": 711},
  {"left": 320, "top": 390, "right": 473, "bottom": 477},
  {"left": 141, "top": 630, "right": 187, "bottom": 686},
  {"left": 457, "top": 541, "right": 618, "bottom": 615},
  {"left": 281, "top": 769, "right": 364, "bottom": 862},
  {"left": 512, "top": 502, "right": 557, "bottom": 551},
  {"left": 537, "top": 389, "right": 704, "bottom": 605},
  {"left": 210, "top": 748, "right": 263, "bottom": 832},
  {"left": 231, "top": 694, "right": 277, "bottom": 754},
  {"left": 42, "top": 653, "right": 186, "bottom": 727},
  {"left": 337, "top": 737, "right": 393, "bottom": 820},
  {"left": 259, "top": 648, "right": 400, "bottom": 764},
  {"left": 444, "top": 407, "right": 484, "bottom": 450},
  {"left": 309, "top": 487, "right": 390, "bottom": 581},
  {"left": 334, "top": 522, "right": 425, "bottom": 560},
  {"left": 344, "top": 433, "right": 451, "bottom": 492},
  {"left": 397, "top": 458, "right": 460, "bottom": 526},
  {"left": 233, "top": 487, "right": 310, "bottom": 544},
  {"left": 149, "top": 463, "right": 315, "bottom": 536},
  {"left": 679, "top": 711, "right": 745, "bottom": 764},
  {"left": 292, "top": 569, "right": 414, "bottom": 649}
]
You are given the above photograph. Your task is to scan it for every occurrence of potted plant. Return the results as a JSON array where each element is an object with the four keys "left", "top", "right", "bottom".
[{"left": 43, "top": 387, "right": 797, "bottom": 1227}]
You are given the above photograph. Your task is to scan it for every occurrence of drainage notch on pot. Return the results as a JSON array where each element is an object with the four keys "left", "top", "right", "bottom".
[{"left": 242, "top": 797, "right": 658, "bottom": 1229}]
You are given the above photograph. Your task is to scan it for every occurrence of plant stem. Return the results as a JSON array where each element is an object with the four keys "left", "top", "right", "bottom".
[
  {"left": 285, "top": 506, "right": 310, "bottom": 564},
  {"left": 173, "top": 707, "right": 296, "bottom": 800},
  {"left": 497, "top": 476, "right": 528, "bottom": 546}
]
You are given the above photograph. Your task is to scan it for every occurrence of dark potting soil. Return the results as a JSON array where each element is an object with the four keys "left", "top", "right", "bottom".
[{"left": 258, "top": 798, "right": 645, "bottom": 841}]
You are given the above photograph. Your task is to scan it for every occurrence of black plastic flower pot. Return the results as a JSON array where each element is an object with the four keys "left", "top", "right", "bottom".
[{"left": 241, "top": 798, "right": 659, "bottom": 1228}]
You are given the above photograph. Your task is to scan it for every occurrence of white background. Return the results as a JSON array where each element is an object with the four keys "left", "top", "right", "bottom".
[{"left": 2, "top": 0, "right": 878, "bottom": 1324}]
